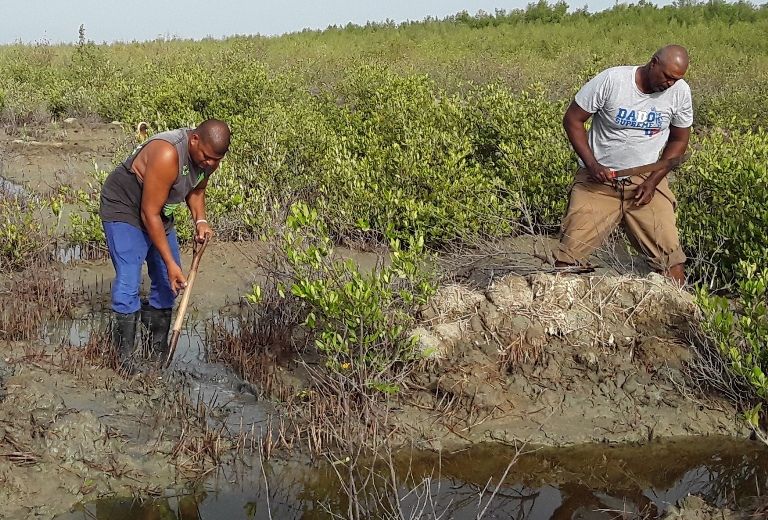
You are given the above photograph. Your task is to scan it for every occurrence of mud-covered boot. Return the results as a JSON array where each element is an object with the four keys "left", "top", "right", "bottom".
[
  {"left": 111, "top": 311, "right": 139, "bottom": 376},
  {"left": 140, "top": 303, "right": 173, "bottom": 364}
]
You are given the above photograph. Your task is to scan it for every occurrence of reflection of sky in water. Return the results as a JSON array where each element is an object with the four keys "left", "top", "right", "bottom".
[
  {"left": 645, "top": 465, "right": 713, "bottom": 510},
  {"left": 56, "top": 451, "right": 768, "bottom": 520},
  {"left": 394, "top": 482, "right": 564, "bottom": 519},
  {"left": 0, "top": 175, "right": 29, "bottom": 197}
]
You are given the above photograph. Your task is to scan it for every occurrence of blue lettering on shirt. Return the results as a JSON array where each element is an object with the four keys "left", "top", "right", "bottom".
[{"left": 614, "top": 106, "right": 664, "bottom": 136}]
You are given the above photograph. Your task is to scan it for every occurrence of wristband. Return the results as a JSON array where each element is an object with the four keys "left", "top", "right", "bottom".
[{"left": 195, "top": 219, "right": 208, "bottom": 226}]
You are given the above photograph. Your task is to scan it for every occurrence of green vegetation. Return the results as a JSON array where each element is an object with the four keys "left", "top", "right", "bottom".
[
  {"left": 699, "top": 263, "right": 768, "bottom": 399},
  {"left": 676, "top": 130, "right": 768, "bottom": 286},
  {"left": 697, "top": 262, "right": 768, "bottom": 437},
  {"left": 1, "top": 1, "right": 765, "bottom": 286},
  {"left": 275, "top": 202, "right": 436, "bottom": 394},
  {"left": 0, "top": 195, "right": 51, "bottom": 271},
  {"left": 2, "top": 2, "right": 767, "bottom": 427}
]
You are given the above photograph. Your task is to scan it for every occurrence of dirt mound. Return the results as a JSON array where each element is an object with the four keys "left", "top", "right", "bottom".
[
  {"left": 419, "top": 272, "right": 697, "bottom": 355},
  {"left": 402, "top": 273, "right": 742, "bottom": 449}
]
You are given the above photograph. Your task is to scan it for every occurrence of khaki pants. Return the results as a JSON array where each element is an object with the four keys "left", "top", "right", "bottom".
[{"left": 555, "top": 169, "right": 686, "bottom": 271}]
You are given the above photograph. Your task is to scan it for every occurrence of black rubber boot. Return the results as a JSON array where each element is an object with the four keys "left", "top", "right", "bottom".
[
  {"left": 112, "top": 311, "right": 139, "bottom": 375},
  {"left": 140, "top": 303, "right": 173, "bottom": 363}
]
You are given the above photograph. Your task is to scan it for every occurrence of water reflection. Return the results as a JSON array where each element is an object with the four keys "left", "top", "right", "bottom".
[
  {"left": 56, "top": 437, "right": 768, "bottom": 519},
  {"left": 0, "top": 175, "right": 29, "bottom": 198},
  {"left": 49, "top": 311, "right": 270, "bottom": 431}
]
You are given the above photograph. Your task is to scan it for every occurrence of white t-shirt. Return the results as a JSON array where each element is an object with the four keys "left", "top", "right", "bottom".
[{"left": 574, "top": 65, "right": 693, "bottom": 171}]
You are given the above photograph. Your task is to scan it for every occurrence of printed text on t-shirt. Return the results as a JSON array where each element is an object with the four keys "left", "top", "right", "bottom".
[{"left": 615, "top": 107, "right": 663, "bottom": 136}]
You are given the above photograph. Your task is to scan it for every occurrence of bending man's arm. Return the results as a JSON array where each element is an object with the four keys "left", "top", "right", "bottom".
[
  {"left": 634, "top": 125, "right": 690, "bottom": 205},
  {"left": 563, "top": 101, "right": 615, "bottom": 182},
  {"left": 139, "top": 142, "right": 187, "bottom": 294},
  {"left": 186, "top": 178, "right": 213, "bottom": 243}
]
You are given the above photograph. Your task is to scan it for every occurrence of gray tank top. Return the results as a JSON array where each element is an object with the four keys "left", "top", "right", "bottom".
[{"left": 99, "top": 128, "right": 208, "bottom": 231}]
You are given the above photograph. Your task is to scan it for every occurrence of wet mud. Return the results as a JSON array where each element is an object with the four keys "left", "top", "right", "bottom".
[{"left": 1, "top": 121, "right": 765, "bottom": 520}]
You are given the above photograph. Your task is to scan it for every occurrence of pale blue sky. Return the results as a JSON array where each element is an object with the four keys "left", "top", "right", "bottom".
[{"left": 0, "top": 0, "right": 676, "bottom": 45}]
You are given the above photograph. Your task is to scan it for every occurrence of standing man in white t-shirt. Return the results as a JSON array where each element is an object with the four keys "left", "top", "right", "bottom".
[{"left": 555, "top": 45, "right": 693, "bottom": 285}]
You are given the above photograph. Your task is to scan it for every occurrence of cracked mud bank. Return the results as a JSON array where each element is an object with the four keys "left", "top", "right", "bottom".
[{"left": 396, "top": 272, "right": 745, "bottom": 449}]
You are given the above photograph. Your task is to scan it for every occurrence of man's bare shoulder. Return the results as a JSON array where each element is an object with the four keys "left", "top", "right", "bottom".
[
  {"left": 134, "top": 139, "right": 179, "bottom": 184},
  {"left": 140, "top": 139, "right": 179, "bottom": 167}
]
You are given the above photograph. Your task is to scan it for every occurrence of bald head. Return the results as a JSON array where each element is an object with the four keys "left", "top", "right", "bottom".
[
  {"left": 641, "top": 44, "right": 689, "bottom": 93},
  {"left": 188, "top": 119, "right": 231, "bottom": 173},
  {"left": 192, "top": 119, "right": 231, "bottom": 156},
  {"left": 653, "top": 45, "right": 689, "bottom": 73}
]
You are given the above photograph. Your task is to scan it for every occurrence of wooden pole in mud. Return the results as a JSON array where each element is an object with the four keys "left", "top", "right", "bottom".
[{"left": 164, "top": 235, "right": 210, "bottom": 369}]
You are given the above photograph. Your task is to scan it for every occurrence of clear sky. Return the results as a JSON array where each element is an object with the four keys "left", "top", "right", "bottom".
[{"left": 0, "top": 0, "right": 676, "bottom": 45}]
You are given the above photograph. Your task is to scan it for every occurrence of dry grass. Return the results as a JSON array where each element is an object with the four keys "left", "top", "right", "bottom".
[
  {"left": 496, "top": 334, "right": 545, "bottom": 370},
  {"left": 207, "top": 300, "right": 302, "bottom": 400},
  {"left": 0, "top": 262, "right": 76, "bottom": 341},
  {"left": 0, "top": 424, "right": 40, "bottom": 467},
  {"left": 750, "top": 496, "right": 768, "bottom": 518},
  {"left": 146, "top": 380, "right": 264, "bottom": 478}
]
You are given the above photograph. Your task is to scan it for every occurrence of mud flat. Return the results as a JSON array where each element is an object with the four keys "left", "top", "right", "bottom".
[
  {"left": 3, "top": 251, "right": 756, "bottom": 519},
  {"left": 0, "top": 342, "right": 196, "bottom": 519},
  {"left": 0, "top": 119, "right": 125, "bottom": 194},
  {"left": 1, "top": 121, "right": 764, "bottom": 519}
]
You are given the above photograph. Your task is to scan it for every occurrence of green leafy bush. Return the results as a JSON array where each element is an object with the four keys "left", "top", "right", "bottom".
[
  {"left": 468, "top": 83, "right": 573, "bottom": 231},
  {"left": 257, "top": 202, "right": 436, "bottom": 394},
  {"left": 310, "top": 68, "right": 519, "bottom": 243},
  {"left": 0, "top": 196, "right": 50, "bottom": 271},
  {"left": 697, "top": 262, "right": 768, "bottom": 433},
  {"left": 674, "top": 129, "right": 768, "bottom": 288},
  {"left": 66, "top": 170, "right": 107, "bottom": 246}
]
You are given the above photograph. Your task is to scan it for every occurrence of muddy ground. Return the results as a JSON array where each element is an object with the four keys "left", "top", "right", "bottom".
[
  {"left": 0, "top": 344, "right": 197, "bottom": 519},
  {"left": 0, "top": 119, "right": 126, "bottom": 193},
  {"left": 0, "top": 121, "right": 761, "bottom": 519},
  {"left": 398, "top": 271, "right": 744, "bottom": 450}
]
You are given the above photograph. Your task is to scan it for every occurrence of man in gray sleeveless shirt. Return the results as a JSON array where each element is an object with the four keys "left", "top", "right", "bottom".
[
  {"left": 555, "top": 45, "right": 692, "bottom": 285},
  {"left": 100, "top": 119, "right": 230, "bottom": 373}
]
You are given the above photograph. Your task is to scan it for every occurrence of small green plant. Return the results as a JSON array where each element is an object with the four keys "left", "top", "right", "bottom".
[
  {"left": 66, "top": 169, "right": 108, "bottom": 246},
  {"left": 698, "top": 262, "right": 768, "bottom": 397},
  {"left": 0, "top": 196, "right": 50, "bottom": 270},
  {"left": 254, "top": 202, "right": 437, "bottom": 395},
  {"left": 698, "top": 261, "right": 768, "bottom": 435}
]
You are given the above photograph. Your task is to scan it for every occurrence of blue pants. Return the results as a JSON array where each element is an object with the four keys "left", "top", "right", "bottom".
[{"left": 103, "top": 221, "right": 181, "bottom": 314}]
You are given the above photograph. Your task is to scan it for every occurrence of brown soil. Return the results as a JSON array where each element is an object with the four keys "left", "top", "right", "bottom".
[
  {"left": 0, "top": 119, "right": 128, "bottom": 194},
  {"left": 397, "top": 272, "right": 745, "bottom": 450},
  {"left": 0, "top": 120, "right": 757, "bottom": 519}
]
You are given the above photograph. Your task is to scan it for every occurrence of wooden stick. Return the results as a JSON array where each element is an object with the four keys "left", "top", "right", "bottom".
[
  {"left": 612, "top": 151, "right": 691, "bottom": 179},
  {"left": 164, "top": 235, "right": 210, "bottom": 368}
]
